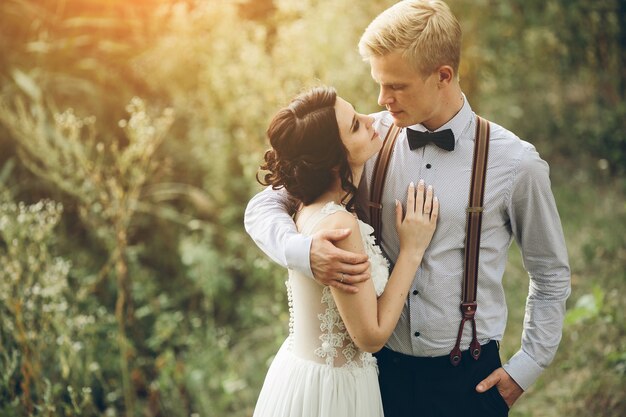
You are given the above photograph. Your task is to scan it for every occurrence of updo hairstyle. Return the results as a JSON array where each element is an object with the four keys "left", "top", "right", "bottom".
[{"left": 257, "top": 86, "right": 357, "bottom": 211}]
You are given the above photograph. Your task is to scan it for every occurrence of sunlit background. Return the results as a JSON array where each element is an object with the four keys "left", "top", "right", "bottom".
[{"left": 0, "top": 0, "right": 624, "bottom": 416}]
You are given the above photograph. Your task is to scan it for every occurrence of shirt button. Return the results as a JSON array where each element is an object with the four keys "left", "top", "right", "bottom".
[
  {"left": 414, "top": 331, "right": 420, "bottom": 337},
  {"left": 412, "top": 290, "right": 419, "bottom": 295},
  {"left": 426, "top": 163, "right": 432, "bottom": 169}
]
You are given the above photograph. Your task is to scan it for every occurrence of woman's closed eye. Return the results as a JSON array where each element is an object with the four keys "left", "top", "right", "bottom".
[{"left": 352, "top": 119, "right": 360, "bottom": 133}]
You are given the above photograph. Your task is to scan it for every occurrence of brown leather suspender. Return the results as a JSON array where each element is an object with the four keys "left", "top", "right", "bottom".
[
  {"left": 449, "top": 115, "right": 490, "bottom": 366},
  {"left": 368, "top": 123, "right": 401, "bottom": 244},
  {"left": 367, "top": 116, "right": 491, "bottom": 367}
]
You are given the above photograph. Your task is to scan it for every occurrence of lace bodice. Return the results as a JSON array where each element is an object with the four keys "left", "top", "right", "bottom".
[{"left": 286, "top": 202, "right": 390, "bottom": 369}]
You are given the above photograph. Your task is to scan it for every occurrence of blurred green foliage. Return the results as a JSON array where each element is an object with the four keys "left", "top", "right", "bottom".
[{"left": 0, "top": 0, "right": 624, "bottom": 416}]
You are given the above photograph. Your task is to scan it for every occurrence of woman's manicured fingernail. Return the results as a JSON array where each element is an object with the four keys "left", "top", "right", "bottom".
[
  {"left": 418, "top": 179, "right": 424, "bottom": 186},
  {"left": 410, "top": 181, "right": 414, "bottom": 188}
]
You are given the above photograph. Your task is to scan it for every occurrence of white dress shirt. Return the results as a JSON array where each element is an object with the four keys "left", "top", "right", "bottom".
[{"left": 244, "top": 95, "right": 571, "bottom": 391}]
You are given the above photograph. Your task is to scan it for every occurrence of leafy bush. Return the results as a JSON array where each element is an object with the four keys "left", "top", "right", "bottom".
[{"left": 0, "top": 192, "right": 101, "bottom": 415}]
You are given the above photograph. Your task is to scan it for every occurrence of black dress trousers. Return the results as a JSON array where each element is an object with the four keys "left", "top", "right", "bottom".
[{"left": 375, "top": 341, "right": 510, "bottom": 417}]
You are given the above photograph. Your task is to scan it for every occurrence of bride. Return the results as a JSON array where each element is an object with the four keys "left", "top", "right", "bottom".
[{"left": 251, "top": 86, "right": 438, "bottom": 417}]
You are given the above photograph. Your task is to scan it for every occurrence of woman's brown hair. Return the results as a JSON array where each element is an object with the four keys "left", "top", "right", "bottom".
[{"left": 257, "top": 86, "right": 357, "bottom": 211}]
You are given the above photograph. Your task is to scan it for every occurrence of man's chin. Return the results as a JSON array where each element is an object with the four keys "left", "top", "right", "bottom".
[{"left": 389, "top": 112, "right": 413, "bottom": 128}]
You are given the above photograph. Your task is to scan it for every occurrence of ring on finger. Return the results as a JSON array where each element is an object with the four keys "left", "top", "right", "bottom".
[{"left": 340, "top": 273, "right": 345, "bottom": 283}]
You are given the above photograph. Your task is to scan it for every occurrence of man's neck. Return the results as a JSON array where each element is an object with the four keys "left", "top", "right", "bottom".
[{"left": 422, "top": 89, "right": 464, "bottom": 132}]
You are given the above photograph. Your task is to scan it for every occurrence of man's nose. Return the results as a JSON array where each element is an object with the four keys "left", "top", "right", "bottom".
[{"left": 378, "top": 88, "right": 393, "bottom": 106}]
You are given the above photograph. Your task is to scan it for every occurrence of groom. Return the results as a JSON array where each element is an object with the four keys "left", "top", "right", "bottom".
[{"left": 245, "top": 1, "right": 570, "bottom": 416}]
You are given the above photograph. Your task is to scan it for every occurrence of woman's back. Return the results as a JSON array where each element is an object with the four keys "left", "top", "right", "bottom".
[
  {"left": 288, "top": 202, "right": 388, "bottom": 368},
  {"left": 252, "top": 201, "right": 388, "bottom": 417}
]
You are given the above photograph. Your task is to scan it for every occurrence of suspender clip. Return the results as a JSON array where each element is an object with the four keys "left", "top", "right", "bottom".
[{"left": 460, "top": 302, "right": 477, "bottom": 319}]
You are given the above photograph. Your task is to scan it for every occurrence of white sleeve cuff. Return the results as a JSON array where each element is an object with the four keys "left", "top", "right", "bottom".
[
  {"left": 284, "top": 233, "right": 313, "bottom": 278},
  {"left": 502, "top": 349, "right": 545, "bottom": 391}
]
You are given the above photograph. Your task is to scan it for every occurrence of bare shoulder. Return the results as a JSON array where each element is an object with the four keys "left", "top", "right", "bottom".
[{"left": 312, "top": 210, "right": 364, "bottom": 254}]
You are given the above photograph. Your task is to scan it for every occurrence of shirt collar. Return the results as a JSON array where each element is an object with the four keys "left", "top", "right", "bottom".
[{"left": 406, "top": 93, "right": 473, "bottom": 145}]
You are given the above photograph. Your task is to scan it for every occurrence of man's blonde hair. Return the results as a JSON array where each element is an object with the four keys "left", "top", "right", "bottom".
[{"left": 358, "top": 0, "right": 462, "bottom": 77}]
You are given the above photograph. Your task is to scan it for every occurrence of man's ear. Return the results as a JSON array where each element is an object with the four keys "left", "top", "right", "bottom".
[{"left": 437, "top": 66, "right": 454, "bottom": 86}]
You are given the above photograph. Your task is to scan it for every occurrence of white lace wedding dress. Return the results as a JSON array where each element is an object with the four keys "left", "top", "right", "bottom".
[{"left": 252, "top": 202, "right": 390, "bottom": 417}]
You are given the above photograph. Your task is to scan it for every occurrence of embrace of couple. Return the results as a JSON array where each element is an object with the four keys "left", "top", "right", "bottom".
[{"left": 244, "top": 1, "right": 571, "bottom": 417}]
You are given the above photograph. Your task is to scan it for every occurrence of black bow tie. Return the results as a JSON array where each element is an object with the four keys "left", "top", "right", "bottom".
[{"left": 407, "top": 128, "right": 455, "bottom": 151}]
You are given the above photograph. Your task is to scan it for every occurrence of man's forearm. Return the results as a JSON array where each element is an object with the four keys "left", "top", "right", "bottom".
[
  {"left": 244, "top": 187, "right": 313, "bottom": 276},
  {"left": 503, "top": 276, "right": 569, "bottom": 390}
]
